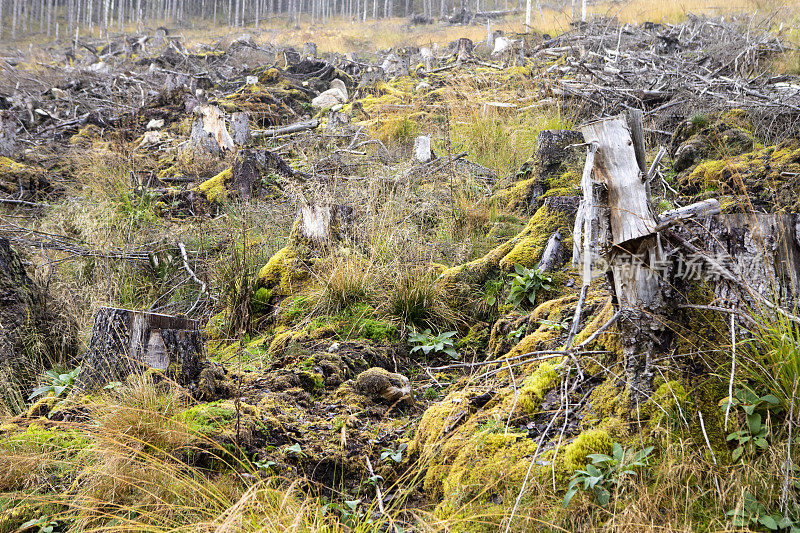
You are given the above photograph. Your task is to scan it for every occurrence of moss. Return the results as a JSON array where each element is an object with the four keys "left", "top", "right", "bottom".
[
  {"left": 441, "top": 202, "right": 573, "bottom": 290},
  {"left": 256, "top": 246, "right": 304, "bottom": 296},
  {"left": 195, "top": 167, "right": 232, "bottom": 203},
  {"left": 582, "top": 380, "right": 629, "bottom": 434},
  {"left": 175, "top": 400, "right": 237, "bottom": 435},
  {"left": 563, "top": 429, "right": 612, "bottom": 472},
  {"left": 356, "top": 317, "right": 398, "bottom": 342},
  {"left": 20, "top": 396, "right": 60, "bottom": 419},
  {"left": 644, "top": 380, "right": 689, "bottom": 429},
  {"left": 515, "top": 361, "right": 558, "bottom": 415}
]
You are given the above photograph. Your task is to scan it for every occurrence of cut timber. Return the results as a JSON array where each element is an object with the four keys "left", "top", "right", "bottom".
[
  {"left": 190, "top": 105, "right": 234, "bottom": 155},
  {"left": 253, "top": 119, "right": 319, "bottom": 138},
  {"left": 297, "top": 203, "right": 356, "bottom": 244},
  {"left": 537, "top": 230, "right": 566, "bottom": 272},
  {"left": 668, "top": 213, "right": 800, "bottom": 308},
  {"left": 413, "top": 135, "right": 433, "bottom": 163},
  {"left": 654, "top": 199, "right": 721, "bottom": 232},
  {"left": 76, "top": 307, "right": 203, "bottom": 391}
]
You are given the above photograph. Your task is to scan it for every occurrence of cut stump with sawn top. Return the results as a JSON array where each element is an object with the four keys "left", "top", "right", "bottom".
[{"left": 76, "top": 307, "right": 204, "bottom": 390}]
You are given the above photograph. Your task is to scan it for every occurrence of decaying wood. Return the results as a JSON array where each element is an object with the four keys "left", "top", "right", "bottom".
[
  {"left": 537, "top": 230, "right": 565, "bottom": 273},
  {"left": 76, "top": 307, "right": 204, "bottom": 391},
  {"left": 230, "top": 111, "right": 251, "bottom": 146},
  {"left": 579, "top": 112, "right": 666, "bottom": 401},
  {"left": 654, "top": 199, "right": 721, "bottom": 232},
  {"left": 190, "top": 105, "right": 235, "bottom": 155},
  {"left": 0, "top": 111, "right": 17, "bottom": 158},
  {"left": 253, "top": 119, "right": 319, "bottom": 137}
]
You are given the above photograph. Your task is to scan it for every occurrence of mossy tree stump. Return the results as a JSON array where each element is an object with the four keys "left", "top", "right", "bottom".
[{"left": 76, "top": 307, "right": 204, "bottom": 390}]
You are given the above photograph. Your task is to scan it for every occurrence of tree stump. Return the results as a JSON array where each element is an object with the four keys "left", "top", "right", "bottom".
[
  {"left": 190, "top": 105, "right": 235, "bottom": 156},
  {"left": 0, "top": 111, "right": 17, "bottom": 158},
  {"left": 75, "top": 307, "right": 204, "bottom": 391},
  {"left": 574, "top": 112, "right": 800, "bottom": 403},
  {"left": 230, "top": 112, "right": 251, "bottom": 146}
]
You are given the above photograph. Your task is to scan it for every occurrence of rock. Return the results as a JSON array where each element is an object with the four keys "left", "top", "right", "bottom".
[
  {"left": 354, "top": 367, "right": 412, "bottom": 403},
  {"left": 311, "top": 79, "right": 348, "bottom": 109}
]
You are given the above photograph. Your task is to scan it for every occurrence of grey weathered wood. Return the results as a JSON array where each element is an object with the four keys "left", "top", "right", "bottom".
[
  {"left": 76, "top": 307, "right": 204, "bottom": 391},
  {"left": 190, "top": 105, "right": 235, "bottom": 155},
  {"left": 625, "top": 109, "right": 647, "bottom": 177},
  {"left": 253, "top": 119, "right": 319, "bottom": 138},
  {"left": 580, "top": 114, "right": 665, "bottom": 402},
  {"left": 230, "top": 111, "right": 251, "bottom": 146},
  {"left": 581, "top": 114, "right": 656, "bottom": 245},
  {"left": 0, "top": 111, "right": 17, "bottom": 158},
  {"left": 537, "top": 230, "right": 565, "bottom": 272},
  {"left": 654, "top": 199, "right": 721, "bottom": 232},
  {"left": 413, "top": 135, "right": 432, "bottom": 163}
]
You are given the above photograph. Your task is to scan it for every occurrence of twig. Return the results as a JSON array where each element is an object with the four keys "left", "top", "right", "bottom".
[
  {"left": 365, "top": 455, "right": 386, "bottom": 515},
  {"left": 724, "top": 314, "right": 736, "bottom": 431}
]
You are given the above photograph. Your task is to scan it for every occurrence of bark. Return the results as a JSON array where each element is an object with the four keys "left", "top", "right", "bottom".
[{"left": 76, "top": 307, "right": 203, "bottom": 391}]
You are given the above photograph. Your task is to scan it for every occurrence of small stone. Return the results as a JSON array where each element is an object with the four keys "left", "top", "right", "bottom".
[{"left": 328, "top": 342, "right": 340, "bottom": 353}]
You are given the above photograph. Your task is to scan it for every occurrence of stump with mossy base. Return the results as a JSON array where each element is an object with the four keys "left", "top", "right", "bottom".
[{"left": 75, "top": 307, "right": 204, "bottom": 391}]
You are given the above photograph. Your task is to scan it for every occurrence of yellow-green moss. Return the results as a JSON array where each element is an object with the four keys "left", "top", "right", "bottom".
[
  {"left": 195, "top": 167, "right": 232, "bottom": 203},
  {"left": 515, "top": 361, "right": 559, "bottom": 415},
  {"left": 563, "top": 429, "right": 612, "bottom": 472},
  {"left": 441, "top": 203, "right": 572, "bottom": 288},
  {"left": 256, "top": 246, "right": 302, "bottom": 295}
]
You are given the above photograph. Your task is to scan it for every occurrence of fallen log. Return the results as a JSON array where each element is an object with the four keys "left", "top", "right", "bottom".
[{"left": 253, "top": 119, "right": 319, "bottom": 137}]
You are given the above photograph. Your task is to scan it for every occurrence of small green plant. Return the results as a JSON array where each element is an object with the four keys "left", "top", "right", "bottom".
[
  {"left": 29, "top": 366, "right": 82, "bottom": 401},
  {"left": 483, "top": 278, "right": 503, "bottom": 307},
  {"left": 722, "top": 387, "right": 779, "bottom": 461},
  {"left": 409, "top": 329, "right": 459, "bottom": 359},
  {"left": 20, "top": 517, "right": 61, "bottom": 533},
  {"left": 380, "top": 443, "right": 408, "bottom": 464},
  {"left": 506, "top": 265, "right": 553, "bottom": 308},
  {"left": 285, "top": 443, "right": 306, "bottom": 458},
  {"left": 322, "top": 499, "right": 371, "bottom": 528},
  {"left": 726, "top": 491, "right": 799, "bottom": 531},
  {"left": 563, "top": 442, "right": 654, "bottom": 507}
]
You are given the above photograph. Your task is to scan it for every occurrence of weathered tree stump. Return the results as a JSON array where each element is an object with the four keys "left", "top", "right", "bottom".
[
  {"left": 0, "top": 238, "right": 76, "bottom": 401},
  {"left": 75, "top": 307, "right": 203, "bottom": 390},
  {"left": 190, "top": 105, "right": 235, "bottom": 156},
  {"left": 0, "top": 111, "right": 17, "bottom": 158},
  {"left": 574, "top": 112, "right": 800, "bottom": 403},
  {"left": 230, "top": 112, "right": 251, "bottom": 146}
]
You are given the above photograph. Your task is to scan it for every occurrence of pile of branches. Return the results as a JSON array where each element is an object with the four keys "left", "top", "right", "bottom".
[{"left": 533, "top": 14, "right": 800, "bottom": 140}]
